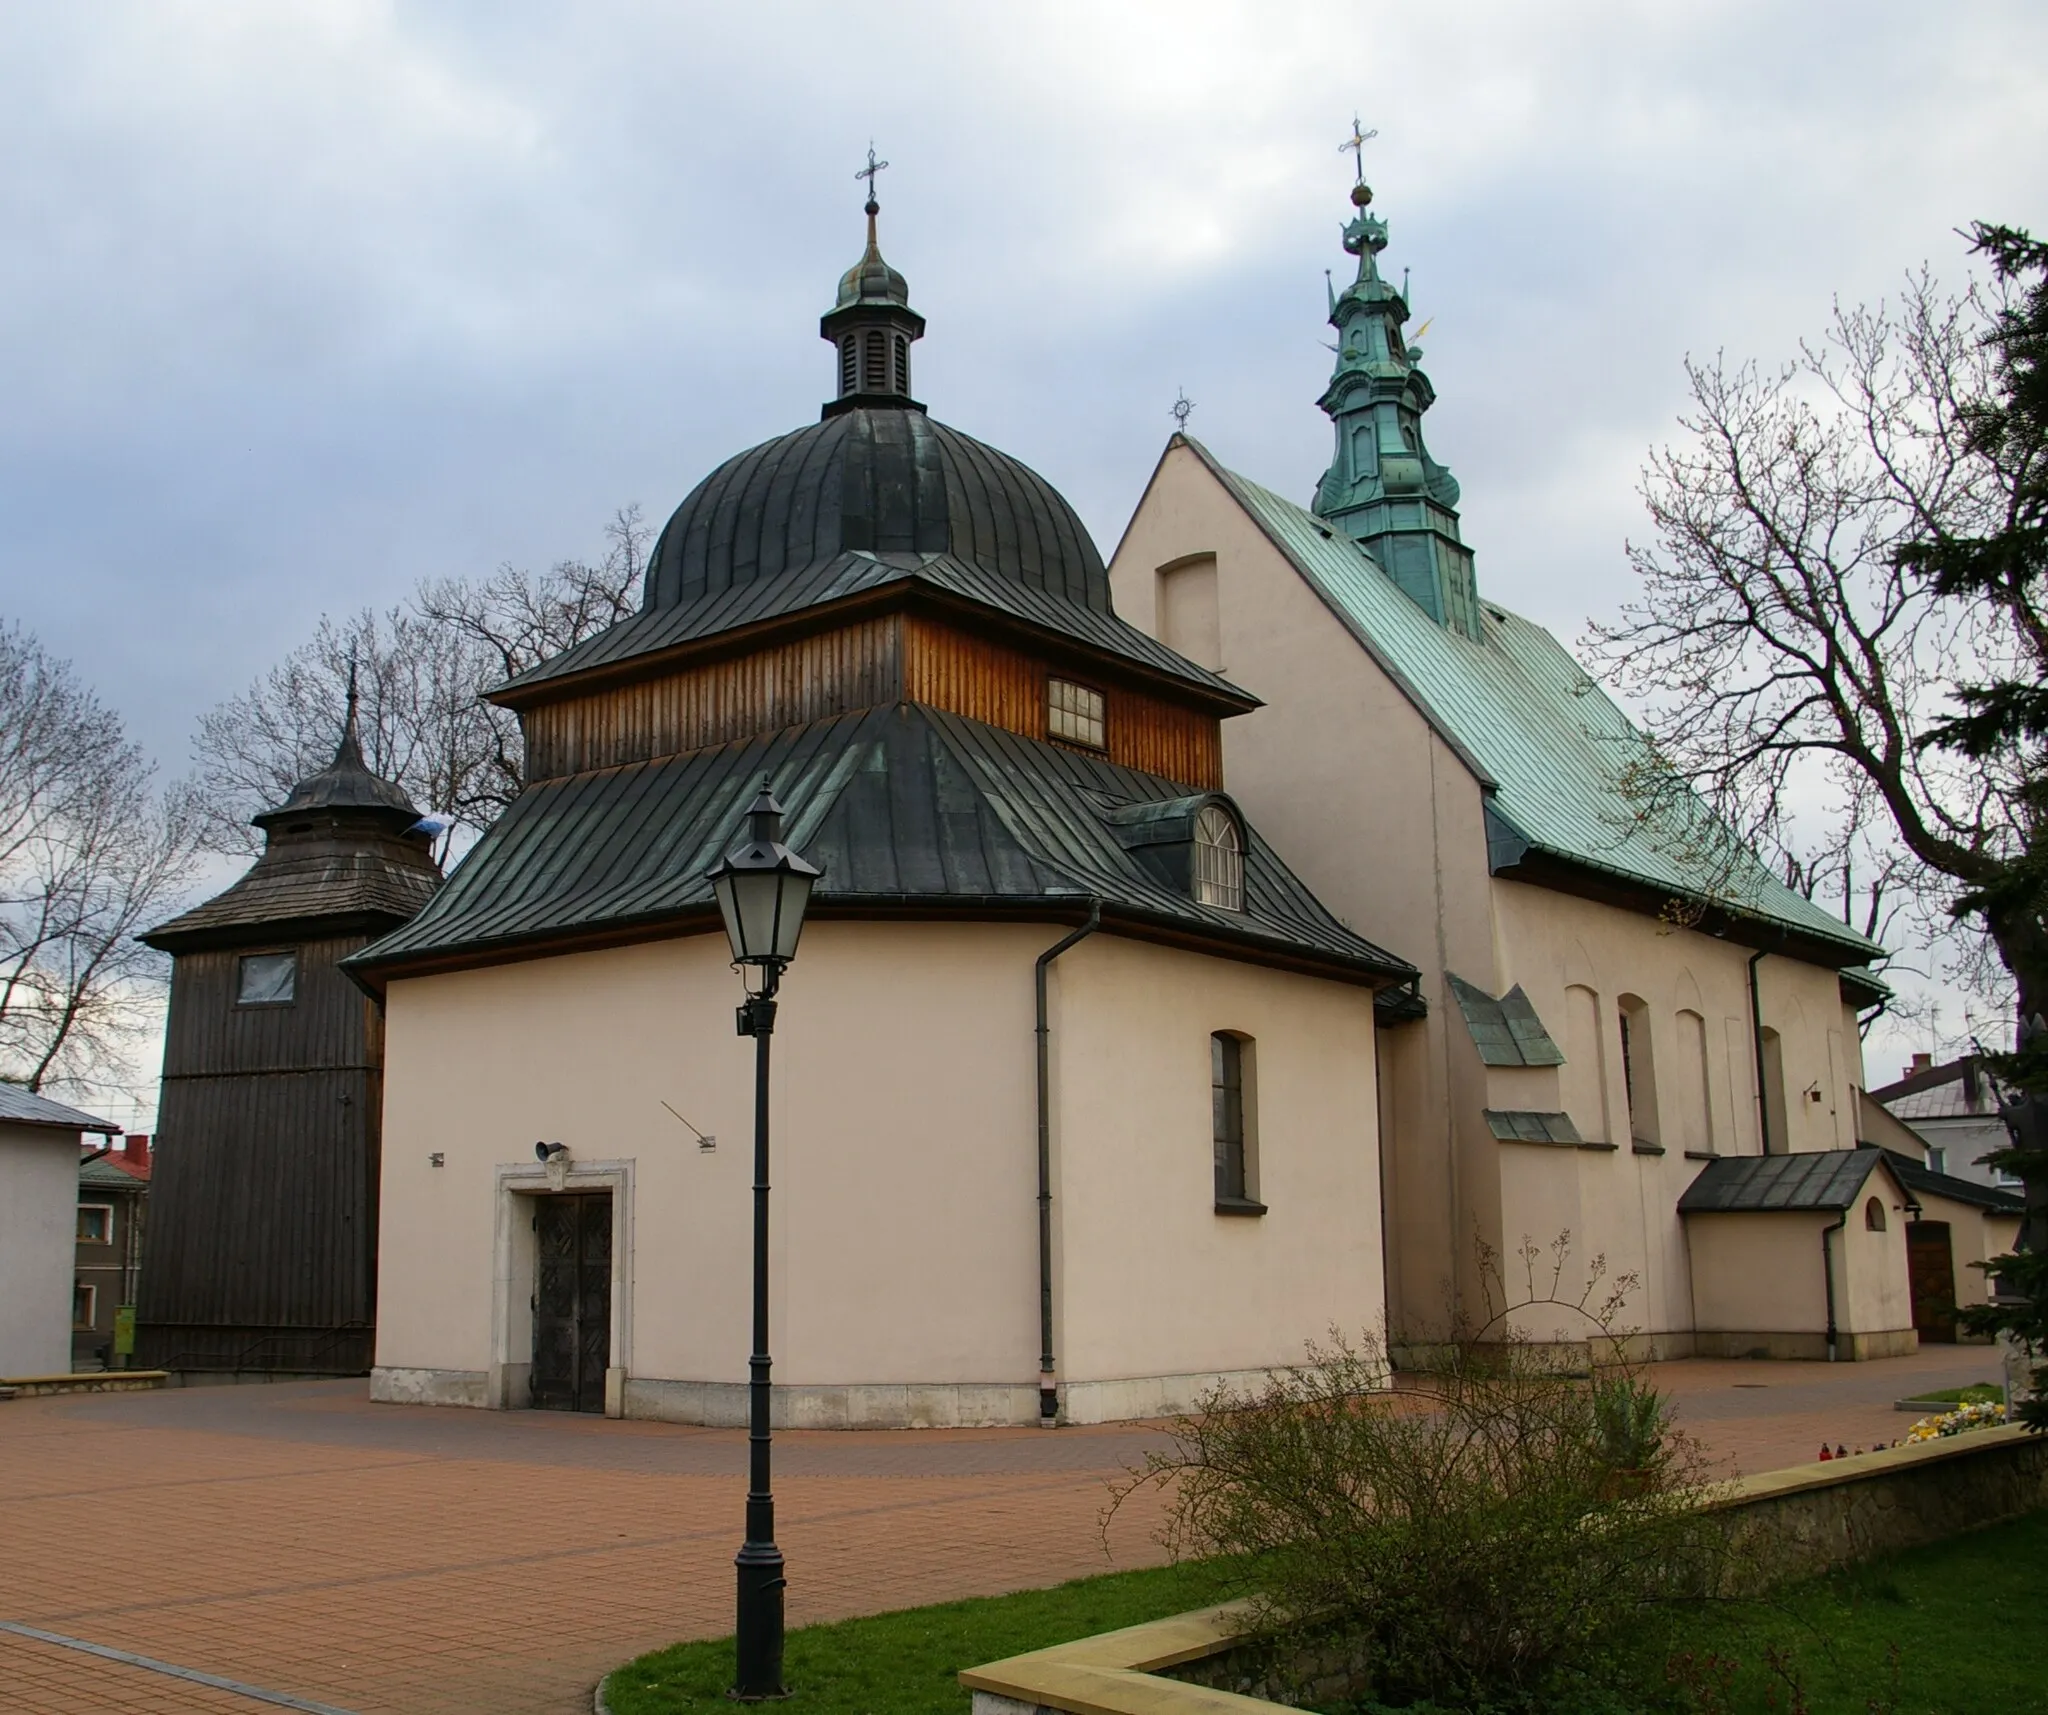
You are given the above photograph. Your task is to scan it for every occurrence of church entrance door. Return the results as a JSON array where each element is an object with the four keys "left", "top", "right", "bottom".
[
  {"left": 531, "top": 1192, "right": 612, "bottom": 1412},
  {"left": 1905, "top": 1221, "right": 1957, "bottom": 1344}
]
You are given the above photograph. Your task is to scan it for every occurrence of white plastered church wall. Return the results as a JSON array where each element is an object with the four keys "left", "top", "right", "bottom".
[
  {"left": 1108, "top": 440, "right": 1878, "bottom": 1357},
  {"left": 371, "top": 917, "right": 1391, "bottom": 1425}
]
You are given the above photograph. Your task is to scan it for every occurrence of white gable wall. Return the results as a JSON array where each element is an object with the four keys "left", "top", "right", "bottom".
[
  {"left": 1110, "top": 442, "right": 1878, "bottom": 1355},
  {"left": 0, "top": 1122, "right": 82, "bottom": 1377}
]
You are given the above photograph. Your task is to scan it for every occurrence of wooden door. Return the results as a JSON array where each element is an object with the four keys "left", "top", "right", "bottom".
[
  {"left": 1906, "top": 1221, "right": 1957, "bottom": 1344},
  {"left": 531, "top": 1193, "right": 613, "bottom": 1412}
]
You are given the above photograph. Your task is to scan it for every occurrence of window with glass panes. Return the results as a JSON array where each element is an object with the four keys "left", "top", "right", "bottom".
[{"left": 1047, "top": 678, "right": 1105, "bottom": 749}]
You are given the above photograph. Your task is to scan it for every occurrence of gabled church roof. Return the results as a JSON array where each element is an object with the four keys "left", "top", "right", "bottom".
[
  {"left": 1174, "top": 437, "right": 1883, "bottom": 966},
  {"left": 346, "top": 703, "right": 1414, "bottom": 991}
]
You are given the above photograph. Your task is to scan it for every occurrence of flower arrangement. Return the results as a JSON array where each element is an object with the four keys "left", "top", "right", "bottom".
[{"left": 1905, "top": 1399, "right": 2008, "bottom": 1442}]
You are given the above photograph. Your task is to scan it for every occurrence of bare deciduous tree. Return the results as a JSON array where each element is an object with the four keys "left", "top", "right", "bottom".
[
  {"left": 192, "top": 507, "right": 647, "bottom": 858},
  {"left": 0, "top": 623, "right": 201, "bottom": 1098},
  {"left": 1586, "top": 260, "right": 2043, "bottom": 1025}
]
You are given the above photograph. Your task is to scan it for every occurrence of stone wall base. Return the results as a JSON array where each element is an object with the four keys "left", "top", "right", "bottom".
[
  {"left": 370, "top": 1365, "right": 490, "bottom": 1408},
  {"left": 1692, "top": 1326, "right": 1918, "bottom": 1362}
]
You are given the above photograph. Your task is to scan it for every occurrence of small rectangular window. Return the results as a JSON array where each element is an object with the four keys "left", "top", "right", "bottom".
[
  {"left": 237, "top": 950, "right": 298, "bottom": 1005},
  {"left": 1047, "top": 678, "right": 1106, "bottom": 749},
  {"left": 1212, "top": 1032, "right": 1261, "bottom": 1210},
  {"left": 77, "top": 1204, "right": 113, "bottom": 1244},
  {"left": 73, "top": 1283, "right": 98, "bottom": 1329}
]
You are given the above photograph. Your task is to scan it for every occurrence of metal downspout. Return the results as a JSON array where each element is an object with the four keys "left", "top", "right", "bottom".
[
  {"left": 1820, "top": 1213, "right": 1846, "bottom": 1362},
  {"left": 1748, "top": 946, "right": 1773, "bottom": 1155},
  {"left": 1035, "top": 902, "right": 1101, "bottom": 1427}
]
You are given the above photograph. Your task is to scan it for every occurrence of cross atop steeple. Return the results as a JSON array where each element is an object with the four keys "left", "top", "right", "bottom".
[
  {"left": 1339, "top": 116, "right": 1378, "bottom": 188},
  {"left": 855, "top": 143, "right": 889, "bottom": 216}
]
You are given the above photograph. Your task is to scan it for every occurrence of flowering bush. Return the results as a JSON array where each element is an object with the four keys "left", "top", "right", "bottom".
[{"left": 1905, "top": 1399, "right": 2008, "bottom": 1441}]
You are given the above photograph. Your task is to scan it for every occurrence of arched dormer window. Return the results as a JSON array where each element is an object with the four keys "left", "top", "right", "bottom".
[
  {"left": 1193, "top": 803, "right": 1244, "bottom": 911},
  {"left": 1864, "top": 1196, "right": 1887, "bottom": 1232}
]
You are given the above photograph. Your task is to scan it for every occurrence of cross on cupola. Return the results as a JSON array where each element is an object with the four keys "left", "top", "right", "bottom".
[
  {"left": 1310, "top": 121, "right": 1483, "bottom": 642},
  {"left": 820, "top": 143, "right": 926, "bottom": 417}
]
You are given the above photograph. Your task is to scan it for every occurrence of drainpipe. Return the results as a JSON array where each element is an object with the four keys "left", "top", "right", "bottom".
[
  {"left": 1748, "top": 946, "right": 1772, "bottom": 1155},
  {"left": 1034, "top": 902, "right": 1101, "bottom": 1427},
  {"left": 1820, "top": 1212, "right": 1846, "bottom": 1362}
]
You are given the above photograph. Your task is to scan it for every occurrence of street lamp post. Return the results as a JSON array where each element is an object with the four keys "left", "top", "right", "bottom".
[{"left": 707, "top": 781, "right": 821, "bottom": 1702}]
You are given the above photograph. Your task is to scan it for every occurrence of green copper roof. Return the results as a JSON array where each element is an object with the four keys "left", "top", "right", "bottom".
[{"left": 1183, "top": 439, "right": 1884, "bottom": 964}]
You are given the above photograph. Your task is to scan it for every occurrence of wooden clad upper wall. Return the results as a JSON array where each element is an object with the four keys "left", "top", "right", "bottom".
[
  {"left": 521, "top": 611, "right": 1222, "bottom": 791},
  {"left": 162, "top": 935, "right": 378, "bottom": 1079},
  {"left": 524, "top": 616, "right": 904, "bottom": 780},
  {"left": 901, "top": 615, "right": 1222, "bottom": 790}
]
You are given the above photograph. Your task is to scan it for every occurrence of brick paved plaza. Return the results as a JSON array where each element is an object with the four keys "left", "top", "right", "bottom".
[{"left": 0, "top": 1348, "right": 1998, "bottom": 1714}]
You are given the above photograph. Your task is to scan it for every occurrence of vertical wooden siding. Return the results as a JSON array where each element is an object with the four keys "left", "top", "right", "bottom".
[
  {"left": 518, "top": 610, "right": 1223, "bottom": 790},
  {"left": 903, "top": 615, "right": 1223, "bottom": 789},
  {"left": 524, "top": 616, "right": 904, "bottom": 779},
  {"left": 136, "top": 933, "right": 384, "bottom": 1372}
]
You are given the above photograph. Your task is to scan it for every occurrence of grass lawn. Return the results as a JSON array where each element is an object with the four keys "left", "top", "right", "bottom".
[
  {"left": 1620, "top": 1507, "right": 2048, "bottom": 1713},
  {"left": 1898, "top": 1382, "right": 2002, "bottom": 1406},
  {"left": 602, "top": 1511, "right": 2048, "bottom": 1715}
]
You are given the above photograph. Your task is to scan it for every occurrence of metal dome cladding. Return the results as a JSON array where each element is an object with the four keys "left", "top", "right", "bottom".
[{"left": 642, "top": 405, "right": 1111, "bottom": 616}]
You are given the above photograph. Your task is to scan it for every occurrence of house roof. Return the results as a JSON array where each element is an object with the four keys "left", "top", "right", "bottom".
[
  {"left": 1878, "top": 1146, "right": 2024, "bottom": 1214},
  {"left": 0, "top": 1085, "right": 118, "bottom": 1135},
  {"left": 1178, "top": 439, "right": 1883, "bottom": 965},
  {"left": 1677, "top": 1148, "right": 1907, "bottom": 1215},
  {"left": 80, "top": 1152, "right": 147, "bottom": 1190},
  {"left": 495, "top": 548, "right": 1255, "bottom": 709},
  {"left": 1871, "top": 1055, "right": 2000, "bottom": 1120},
  {"left": 347, "top": 703, "right": 1416, "bottom": 991}
]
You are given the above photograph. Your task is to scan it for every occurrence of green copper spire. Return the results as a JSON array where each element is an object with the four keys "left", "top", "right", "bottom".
[{"left": 1312, "top": 128, "right": 1482, "bottom": 642}]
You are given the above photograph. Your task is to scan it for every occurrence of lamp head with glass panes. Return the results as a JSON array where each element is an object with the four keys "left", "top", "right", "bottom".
[{"left": 707, "top": 782, "right": 822, "bottom": 985}]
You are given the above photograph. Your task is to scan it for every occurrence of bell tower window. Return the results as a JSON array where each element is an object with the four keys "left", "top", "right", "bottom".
[
  {"left": 863, "top": 329, "right": 887, "bottom": 393},
  {"left": 839, "top": 337, "right": 857, "bottom": 397},
  {"left": 893, "top": 332, "right": 910, "bottom": 394}
]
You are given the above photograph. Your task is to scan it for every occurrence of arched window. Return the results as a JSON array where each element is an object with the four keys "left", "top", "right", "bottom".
[
  {"left": 1864, "top": 1196, "right": 1887, "bottom": 1232},
  {"left": 1192, "top": 804, "right": 1243, "bottom": 911},
  {"left": 892, "top": 332, "right": 910, "bottom": 394},
  {"left": 1617, "top": 994, "right": 1658, "bottom": 1148},
  {"left": 863, "top": 329, "right": 886, "bottom": 392},
  {"left": 839, "top": 336, "right": 858, "bottom": 397}
]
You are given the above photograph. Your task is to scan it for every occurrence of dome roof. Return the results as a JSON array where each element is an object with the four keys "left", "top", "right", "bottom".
[
  {"left": 643, "top": 406, "right": 1111, "bottom": 615},
  {"left": 252, "top": 699, "right": 421, "bottom": 830}
]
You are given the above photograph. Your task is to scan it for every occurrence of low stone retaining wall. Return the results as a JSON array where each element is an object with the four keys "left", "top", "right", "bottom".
[
  {"left": 961, "top": 1425, "right": 2046, "bottom": 1715},
  {"left": 0, "top": 1370, "right": 167, "bottom": 1399}
]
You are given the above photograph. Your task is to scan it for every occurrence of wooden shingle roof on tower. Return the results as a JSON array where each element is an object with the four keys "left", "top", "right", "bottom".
[{"left": 144, "top": 698, "right": 440, "bottom": 953}]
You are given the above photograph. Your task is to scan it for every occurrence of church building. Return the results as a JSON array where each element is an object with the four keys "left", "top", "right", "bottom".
[
  {"left": 350, "top": 188, "right": 1415, "bottom": 1426},
  {"left": 1107, "top": 153, "right": 1974, "bottom": 1360}
]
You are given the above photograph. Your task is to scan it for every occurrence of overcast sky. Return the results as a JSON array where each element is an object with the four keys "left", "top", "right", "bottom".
[{"left": 4, "top": 2, "right": 2045, "bottom": 1120}]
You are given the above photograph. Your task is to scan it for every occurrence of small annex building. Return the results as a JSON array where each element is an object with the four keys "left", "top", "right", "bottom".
[
  {"left": 1109, "top": 160, "right": 1906, "bottom": 1358},
  {"left": 0, "top": 1084, "right": 118, "bottom": 1379},
  {"left": 351, "top": 193, "right": 1416, "bottom": 1427},
  {"left": 135, "top": 702, "right": 440, "bottom": 1376},
  {"left": 75, "top": 1135, "right": 151, "bottom": 1369}
]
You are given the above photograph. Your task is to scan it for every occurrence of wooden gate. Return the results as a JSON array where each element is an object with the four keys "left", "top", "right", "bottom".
[
  {"left": 531, "top": 1193, "right": 612, "bottom": 1412},
  {"left": 1905, "top": 1220, "right": 1957, "bottom": 1344}
]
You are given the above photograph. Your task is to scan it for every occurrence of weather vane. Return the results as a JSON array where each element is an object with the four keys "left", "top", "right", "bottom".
[
  {"left": 855, "top": 142, "right": 889, "bottom": 212},
  {"left": 1339, "top": 116, "right": 1378, "bottom": 184},
  {"left": 1171, "top": 389, "right": 1194, "bottom": 433}
]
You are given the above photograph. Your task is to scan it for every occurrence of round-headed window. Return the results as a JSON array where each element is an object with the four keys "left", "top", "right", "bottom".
[
  {"left": 1864, "top": 1196, "right": 1887, "bottom": 1232},
  {"left": 1192, "top": 803, "right": 1244, "bottom": 912}
]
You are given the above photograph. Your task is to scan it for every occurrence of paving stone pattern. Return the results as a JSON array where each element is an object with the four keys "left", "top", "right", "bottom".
[{"left": 0, "top": 1349, "right": 1996, "bottom": 1715}]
